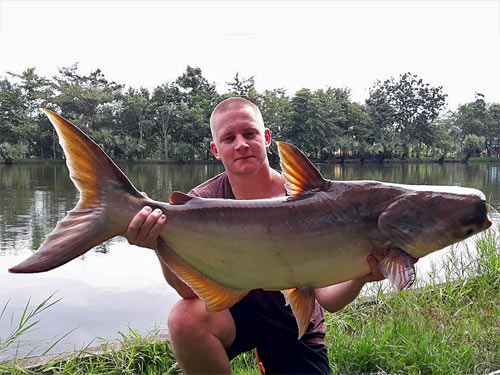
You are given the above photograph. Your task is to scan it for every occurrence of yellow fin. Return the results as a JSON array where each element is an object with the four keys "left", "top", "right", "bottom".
[
  {"left": 9, "top": 208, "right": 115, "bottom": 273},
  {"left": 169, "top": 191, "right": 194, "bottom": 205},
  {"left": 9, "top": 110, "right": 145, "bottom": 273},
  {"left": 282, "top": 287, "right": 316, "bottom": 339},
  {"left": 158, "top": 242, "right": 249, "bottom": 312},
  {"left": 41, "top": 109, "right": 142, "bottom": 209},
  {"left": 276, "top": 142, "right": 327, "bottom": 196}
]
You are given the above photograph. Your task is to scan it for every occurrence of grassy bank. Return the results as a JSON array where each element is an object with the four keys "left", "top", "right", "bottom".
[
  {"left": 1, "top": 230, "right": 499, "bottom": 374},
  {"left": 325, "top": 230, "right": 500, "bottom": 375}
]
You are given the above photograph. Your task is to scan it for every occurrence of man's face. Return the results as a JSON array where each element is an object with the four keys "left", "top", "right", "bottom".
[{"left": 210, "top": 106, "right": 271, "bottom": 176}]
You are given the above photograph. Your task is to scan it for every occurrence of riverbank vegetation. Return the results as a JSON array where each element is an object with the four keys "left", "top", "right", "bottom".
[
  {"left": 1, "top": 228, "right": 498, "bottom": 374},
  {"left": 1, "top": 65, "right": 500, "bottom": 163}
]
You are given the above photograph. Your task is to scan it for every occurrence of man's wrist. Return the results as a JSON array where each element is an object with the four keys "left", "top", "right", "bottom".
[{"left": 351, "top": 276, "right": 369, "bottom": 288}]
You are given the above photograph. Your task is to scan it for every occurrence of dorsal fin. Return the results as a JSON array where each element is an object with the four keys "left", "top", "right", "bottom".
[
  {"left": 276, "top": 142, "right": 328, "bottom": 196},
  {"left": 169, "top": 191, "right": 194, "bottom": 205}
]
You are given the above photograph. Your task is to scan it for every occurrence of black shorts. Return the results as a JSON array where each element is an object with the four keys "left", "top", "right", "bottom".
[{"left": 227, "top": 293, "right": 330, "bottom": 375}]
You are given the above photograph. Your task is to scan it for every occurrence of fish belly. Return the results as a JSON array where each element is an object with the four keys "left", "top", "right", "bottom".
[{"left": 161, "top": 224, "right": 374, "bottom": 291}]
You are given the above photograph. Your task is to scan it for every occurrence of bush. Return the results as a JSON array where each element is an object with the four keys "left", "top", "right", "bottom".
[{"left": 0, "top": 142, "right": 28, "bottom": 163}]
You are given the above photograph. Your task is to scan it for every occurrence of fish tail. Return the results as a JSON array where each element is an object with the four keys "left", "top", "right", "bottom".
[{"left": 9, "top": 110, "right": 146, "bottom": 273}]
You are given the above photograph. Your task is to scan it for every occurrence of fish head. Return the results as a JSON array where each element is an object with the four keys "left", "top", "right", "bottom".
[{"left": 378, "top": 187, "right": 491, "bottom": 258}]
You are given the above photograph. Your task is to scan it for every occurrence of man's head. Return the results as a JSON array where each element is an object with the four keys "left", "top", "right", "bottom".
[{"left": 210, "top": 97, "right": 271, "bottom": 177}]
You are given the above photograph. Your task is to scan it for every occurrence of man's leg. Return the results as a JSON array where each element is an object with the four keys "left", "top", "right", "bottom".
[{"left": 168, "top": 298, "right": 236, "bottom": 374}]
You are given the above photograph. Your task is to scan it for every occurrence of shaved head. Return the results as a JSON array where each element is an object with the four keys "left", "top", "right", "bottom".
[{"left": 210, "top": 97, "right": 264, "bottom": 140}]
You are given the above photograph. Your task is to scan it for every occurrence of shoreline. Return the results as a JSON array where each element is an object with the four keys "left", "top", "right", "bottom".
[{"left": 2, "top": 157, "right": 500, "bottom": 165}]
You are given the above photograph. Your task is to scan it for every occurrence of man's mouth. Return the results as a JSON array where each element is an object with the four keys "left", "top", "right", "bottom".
[{"left": 235, "top": 155, "right": 254, "bottom": 161}]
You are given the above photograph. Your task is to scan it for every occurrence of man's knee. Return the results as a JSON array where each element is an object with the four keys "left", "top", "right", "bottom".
[
  {"left": 167, "top": 297, "right": 236, "bottom": 349},
  {"left": 168, "top": 298, "right": 207, "bottom": 340}
]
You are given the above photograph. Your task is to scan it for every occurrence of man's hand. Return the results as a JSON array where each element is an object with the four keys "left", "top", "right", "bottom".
[
  {"left": 355, "top": 249, "right": 388, "bottom": 284},
  {"left": 123, "top": 206, "right": 166, "bottom": 250},
  {"left": 315, "top": 249, "right": 388, "bottom": 312},
  {"left": 123, "top": 203, "right": 195, "bottom": 297}
]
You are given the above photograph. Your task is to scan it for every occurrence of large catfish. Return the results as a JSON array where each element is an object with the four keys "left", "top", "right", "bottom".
[{"left": 9, "top": 110, "right": 492, "bottom": 338}]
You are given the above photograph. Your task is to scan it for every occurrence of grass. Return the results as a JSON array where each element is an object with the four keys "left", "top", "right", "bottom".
[
  {"left": 1, "top": 229, "right": 499, "bottom": 374},
  {"left": 326, "top": 229, "right": 500, "bottom": 375}
]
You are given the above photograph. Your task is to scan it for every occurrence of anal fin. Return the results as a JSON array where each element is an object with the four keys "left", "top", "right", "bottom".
[
  {"left": 157, "top": 242, "right": 248, "bottom": 312},
  {"left": 282, "top": 288, "right": 316, "bottom": 339},
  {"left": 378, "top": 248, "right": 416, "bottom": 291}
]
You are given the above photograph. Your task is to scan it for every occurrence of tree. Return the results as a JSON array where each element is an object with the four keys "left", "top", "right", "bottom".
[
  {"left": 7, "top": 68, "right": 55, "bottom": 158},
  {"left": 259, "top": 88, "right": 290, "bottom": 152},
  {"left": 284, "top": 89, "right": 325, "bottom": 158},
  {"left": 487, "top": 103, "right": 500, "bottom": 156},
  {"left": 177, "top": 102, "right": 211, "bottom": 161},
  {"left": 226, "top": 73, "right": 260, "bottom": 103},
  {"left": 365, "top": 85, "right": 397, "bottom": 161},
  {"left": 450, "top": 94, "right": 500, "bottom": 157},
  {"left": 431, "top": 116, "right": 458, "bottom": 162},
  {"left": 0, "top": 78, "right": 25, "bottom": 145},
  {"left": 367, "top": 73, "right": 447, "bottom": 159},
  {"left": 121, "top": 87, "right": 152, "bottom": 159},
  {"left": 175, "top": 67, "right": 218, "bottom": 160},
  {"left": 151, "top": 83, "right": 182, "bottom": 160},
  {"left": 461, "top": 134, "right": 485, "bottom": 163},
  {"left": 52, "top": 63, "right": 123, "bottom": 131}
]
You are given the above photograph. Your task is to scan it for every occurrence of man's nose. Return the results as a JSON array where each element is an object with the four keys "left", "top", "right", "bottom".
[{"left": 234, "top": 135, "right": 249, "bottom": 150}]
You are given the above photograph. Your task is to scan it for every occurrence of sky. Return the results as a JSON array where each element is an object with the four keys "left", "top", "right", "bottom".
[{"left": 0, "top": 0, "right": 499, "bottom": 111}]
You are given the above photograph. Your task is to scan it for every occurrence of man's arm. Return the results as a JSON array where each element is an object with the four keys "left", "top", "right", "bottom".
[
  {"left": 315, "top": 251, "right": 386, "bottom": 313},
  {"left": 123, "top": 206, "right": 197, "bottom": 299}
]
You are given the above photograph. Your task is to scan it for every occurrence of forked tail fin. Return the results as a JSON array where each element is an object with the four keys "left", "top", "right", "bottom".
[{"left": 9, "top": 110, "right": 144, "bottom": 273}]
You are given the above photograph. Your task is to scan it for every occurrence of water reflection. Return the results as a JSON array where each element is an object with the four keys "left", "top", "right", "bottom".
[{"left": 0, "top": 161, "right": 499, "bottom": 359}]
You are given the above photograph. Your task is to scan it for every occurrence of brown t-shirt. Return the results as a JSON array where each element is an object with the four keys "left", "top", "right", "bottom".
[{"left": 189, "top": 172, "right": 326, "bottom": 345}]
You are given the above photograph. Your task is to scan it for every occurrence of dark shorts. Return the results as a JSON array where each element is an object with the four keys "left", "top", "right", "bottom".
[{"left": 227, "top": 298, "right": 330, "bottom": 375}]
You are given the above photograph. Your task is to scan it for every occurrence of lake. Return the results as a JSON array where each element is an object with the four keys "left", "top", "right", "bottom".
[{"left": 1, "top": 161, "right": 499, "bottom": 360}]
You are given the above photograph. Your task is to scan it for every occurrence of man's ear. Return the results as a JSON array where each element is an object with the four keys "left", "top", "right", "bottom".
[
  {"left": 264, "top": 128, "right": 271, "bottom": 148},
  {"left": 210, "top": 141, "right": 221, "bottom": 159}
]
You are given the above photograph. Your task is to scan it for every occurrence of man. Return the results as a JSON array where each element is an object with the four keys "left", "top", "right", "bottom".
[{"left": 124, "top": 97, "right": 385, "bottom": 374}]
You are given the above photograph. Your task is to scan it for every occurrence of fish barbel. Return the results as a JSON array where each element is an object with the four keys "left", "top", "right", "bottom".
[{"left": 9, "top": 110, "right": 492, "bottom": 338}]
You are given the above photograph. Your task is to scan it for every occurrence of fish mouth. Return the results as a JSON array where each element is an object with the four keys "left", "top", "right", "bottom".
[{"left": 484, "top": 217, "right": 492, "bottom": 230}]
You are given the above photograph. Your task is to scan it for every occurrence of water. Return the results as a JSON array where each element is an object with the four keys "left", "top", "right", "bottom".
[{"left": 0, "top": 161, "right": 499, "bottom": 360}]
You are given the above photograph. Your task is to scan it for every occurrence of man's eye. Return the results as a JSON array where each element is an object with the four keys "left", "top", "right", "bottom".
[{"left": 245, "top": 132, "right": 256, "bottom": 138}]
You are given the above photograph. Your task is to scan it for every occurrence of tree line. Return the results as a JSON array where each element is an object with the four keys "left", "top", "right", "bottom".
[{"left": 1, "top": 64, "right": 499, "bottom": 163}]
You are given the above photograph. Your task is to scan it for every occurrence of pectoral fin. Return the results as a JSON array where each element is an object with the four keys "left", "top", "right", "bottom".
[
  {"left": 282, "top": 288, "right": 316, "bottom": 339},
  {"left": 378, "top": 249, "right": 416, "bottom": 291},
  {"left": 157, "top": 242, "right": 248, "bottom": 312}
]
